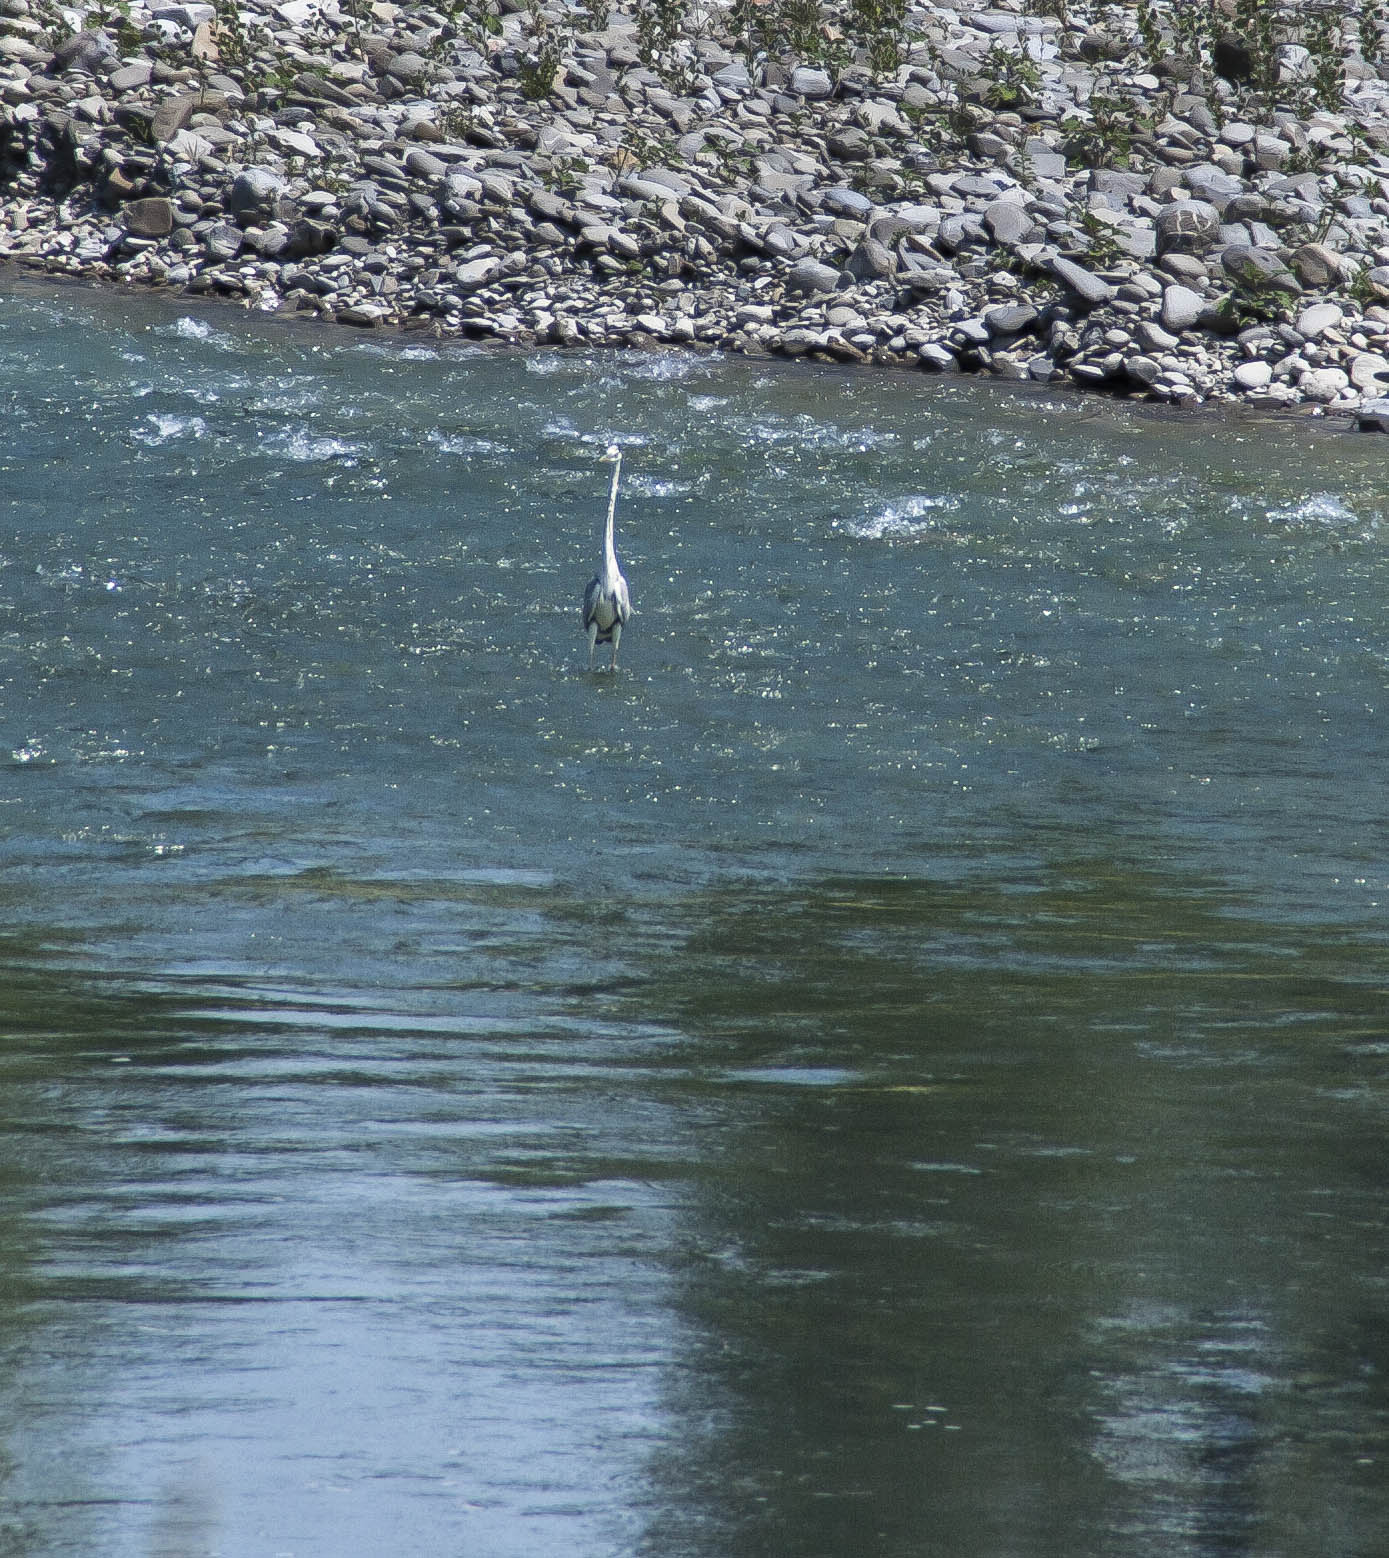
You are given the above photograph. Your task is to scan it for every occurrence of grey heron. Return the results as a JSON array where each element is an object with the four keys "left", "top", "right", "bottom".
[{"left": 582, "top": 443, "right": 632, "bottom": 670}]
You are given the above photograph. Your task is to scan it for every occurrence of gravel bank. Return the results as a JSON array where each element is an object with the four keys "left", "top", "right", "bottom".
[{"left": 7, "top": 0, "right": 1389, "bottom": 421}]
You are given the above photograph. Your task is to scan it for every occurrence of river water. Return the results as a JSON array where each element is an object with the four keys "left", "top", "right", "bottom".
[{"left": 0, "top": 280, "right": 1384, "bottom": 1557}]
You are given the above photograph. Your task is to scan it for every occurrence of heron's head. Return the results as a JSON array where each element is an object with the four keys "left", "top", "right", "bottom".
[{"left": 600, "top": 443, "right": 621, "bottom": 463}]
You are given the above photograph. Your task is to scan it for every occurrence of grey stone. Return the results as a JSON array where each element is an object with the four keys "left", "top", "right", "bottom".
[
  {"left": 936, "top": 213, "right": 984, "bottom": 253},
  {"left": 633, "top": 167, "right": 691, "bottom": 197},
  {"left": 528, "top": 187, "right": 576, "bottom": 226},
  {"left": 1296, "top": 302, "right": 1343, "bottom": 338},
  {"left": 122, "top": 197, "right": 175, "bottom": 238},
  {"left": 286, "top": 218, "right": 338, "bottom": 258},
  {"left": 844, "top": 237, "right": 896, "bottom": 280},
  {"left": 820, "top": 186, "right": 874, "bottom": 221},
  {"left": 918, "top": 342, "right": 958, "bottom": 370},
  {"left": 1091, "top": 168, "right": 1146, "bottom": 202},
  {"left": 985, "top": 303, "right": 1039, "bottom": 336},
  {"left": 1349, "top": 353, "right": 1389, "bottom": 391},
  {"left": 827, "top": 127, "right": 871, "bottom": 161},
  {"left": 787, "top": 258, "right": 842, "bottom": 294},
  {"left": 385, "top": 50, "right": 434, "bottom": 86},
  {"left": 202, "top": 221, "right": 242, "bottom": 261},
  {"left": 1183, "top": 164, "right": 1243, "bottom": 212},
  {"left": 1156, "top": 253, "right": 1210, "bottom": 283},
  {"left": 1161, "top": 283, "right": 1207, "bottom": 331},
  {"left": 791, "top": 66, "right": 833, "bottom": 98},
  {"left": 150, "top": 93, "right": 197, "bottom": 143},
  {"left": 441, "top": 171, "right": 484, "bottom": 205},
  {"left": 1290, "top": 242, "right": 1345, "bottom": 289},
  {"left": 712, "top": 61, "right": 751, "bottom": 92},
  {"left": 952, "top": 174, "right": 1009, "bottom": 199},
  {"left": 149, "top": 0, "right": 215, "bottom": 24},
  {"left": 1135, "top": 319, "right": 1180, "bottom": 351},
  {"left": 1020, "top": 140, "right": 1066, "bottom": 181},
  {"left": 1220, "top": 246, "right": 1300, "bottom": 293},
  {"left": 900, "top": 261, "right": 957, "bottom": 293},
  {"left": 761, "top": 225, "right": 800, "bottom": 257},
  {"left": 983, "top": 199, "right": 1034, "bottom": 246},
  {"left": 228, "top": 166, "right": 286, "bottom": 222},
  {"left": 888, "top": 205, "right": 941, "bottom": 234},
  {"left": 1300, "top": 366, "right": 1350, "bottom": 402},
  {"left": 337, "top": 303, "right": 387, "bottom": 327},
  {"left": 1048, "top": 254, "right": 1114, "bottom": 305},
  {"left": 47, "top": 28, "right": 115, "bottom": 75},
  {"left": 1155, "top": 200, "right": 1222, "bottom": 256},
  {"left": 164, "top": 127, "right": 216, "bottom": 163},
  {"left": 454, "top": 256, "right": 503, "bottom": 289},
  {"left": 868, "top": 215, "right": 921, "bottom": 247},
  {"left": 107, "top": 62, "right": 152, "bottom": 92},
  {"left": 404, "top": 147, "right": 447, "bottom": 180},
  {"left": 1232, "top": 360, "right": 1272, "bottom": 389}
]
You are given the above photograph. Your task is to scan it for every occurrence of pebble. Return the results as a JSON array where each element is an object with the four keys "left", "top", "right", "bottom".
[
  {"left": 1161, "top": 284, "right": 1207, "bottom": 332},
  {"left": 1232, "top": 360, "right": 1273, "bottom": 390},
  {"left": 0, "top": 0, "right": 1386, "bottom": 416}
]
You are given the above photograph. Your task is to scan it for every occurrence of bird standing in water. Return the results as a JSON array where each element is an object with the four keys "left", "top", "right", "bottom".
[{"left": 582, "top": 443, "right": 632, "bottom": 670}]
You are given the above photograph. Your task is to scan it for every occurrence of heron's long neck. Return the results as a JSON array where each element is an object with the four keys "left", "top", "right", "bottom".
[{"left": 602, "top": 459, "right": 621, "bottom": 577}]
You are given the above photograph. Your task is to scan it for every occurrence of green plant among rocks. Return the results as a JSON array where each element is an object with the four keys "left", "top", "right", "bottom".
[
  {"left": 211, "top": 0, "right": 256, "bottom": 82},
  {"left": 980, "top": 41, "right": 1041, "bottom": 110},
  {"left": 339, "top": 0, "right": 372, "bottom": 63},
  {"left": 634, "top": 0, "right": 682, "bottom": 89},
  {"left": 578, "top": 0, "right": 611, "bottom": 32},
  {"left": 1132, "top": 0, "right": 1362, "bottom": 120},
  {"left": 436, "top": 100, "right": 476, "bottom": 141},
  {"left": 517, "top": 32, "right": 564, "bottom": 98},
  {"left": 439, "top": 0, "right": 503, "bottom": 60},
  {"left": 1167, "top": 0, "right": 1218, "bottom": 74},
  {"left": 1062, "top": 90, "right": 1148, "bottom": 167},
  {"left": 1072, "top": 206, "right": 1126, "bottom": 266},
  {"left": 849, "top": 0, "right": 909, "bottom": 77},
  {"left": 1025, "top": 0, "right": 1073, "bottom": 25},
  {"left": 1302, "top": 5, "right": 1345, "bottom": 112},
  {"left": 1210, "top": 277, "right": 1291, "bottom": 329},
  {"left": 730, "top": 0, "right": 841, "bottom": 69},
  {"left": 1358, "top": 0, "right": 1388, "bottom": 66},
  {"left": 87, "top": 0, "right": 143, "bottom": 59},
  {"left": 619, "top": 120, "right": 675, "bottom": 169},
  {"left": 1134, "top": 0, "right": 1167, "bottom": 65},
  {"left": 1346, "top": 260, "right": 1385, "bottom": 308}
]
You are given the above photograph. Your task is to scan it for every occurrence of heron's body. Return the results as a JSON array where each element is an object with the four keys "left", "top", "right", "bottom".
[{"left": 583, "top": 446, "right": 632, "bottom": 669}]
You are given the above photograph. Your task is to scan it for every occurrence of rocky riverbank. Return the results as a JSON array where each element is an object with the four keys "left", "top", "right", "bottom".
[{"left": 7, "top": 0, "right": 1389, "bottom": 421}]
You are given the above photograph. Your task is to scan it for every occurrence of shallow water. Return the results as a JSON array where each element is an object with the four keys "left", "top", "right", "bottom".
[{"left": 0, "top": 280, "right": 1385, "bottom": 1557}]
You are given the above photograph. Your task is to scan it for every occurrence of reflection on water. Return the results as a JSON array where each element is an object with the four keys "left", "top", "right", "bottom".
[{"left": 0, "top": 282, "right": 1385, "bottom": 1557}]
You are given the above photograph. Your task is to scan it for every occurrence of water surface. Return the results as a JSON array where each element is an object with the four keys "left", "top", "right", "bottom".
[{"left": 0, "top": 281, "right": 1385, "bottom": 1557}]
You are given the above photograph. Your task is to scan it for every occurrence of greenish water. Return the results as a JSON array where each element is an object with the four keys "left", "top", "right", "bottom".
[{"left": 0, "top": 280, "right": 1385, "bottom": 1557}]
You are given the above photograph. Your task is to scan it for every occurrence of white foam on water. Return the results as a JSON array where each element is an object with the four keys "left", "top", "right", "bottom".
[
  {"left": 739, "top": 412, "right": 899, "bottom": 452},
  {"left": 844, "top": 493, "right": 960, "bottom": 540},
  {"left": 427, "top": 430, "right": 506, "bottom": 457},
  {"left": 132, "top": 412, "right": 208, "bottom": 445},
  {"left": 163, "top": 316, "right": 237, "bottom": 351},
  {"left": 268, "top": 427, "right": 365, "bottom": 463},
  {"left": 628, "top": 474, "right": 696, "bottom": 499},
  {"left": 1266, "top": 492, "right": 1373, "bottom": 532}
]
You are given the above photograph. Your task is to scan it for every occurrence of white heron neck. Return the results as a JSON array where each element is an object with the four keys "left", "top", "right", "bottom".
[{"left": 602, "top": 456, "right": 622, "bottom": 577}]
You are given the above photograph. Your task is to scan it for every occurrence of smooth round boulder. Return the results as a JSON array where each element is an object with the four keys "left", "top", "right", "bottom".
[
  {"left": 1155, "top": 200, "right": 1222, "bottom": 256},
  {"left": 228, "top": 167, "right": 286, "bottom": 224},
  {"left": 787, "top": 258, "right": 842, "bottom": 295}
]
